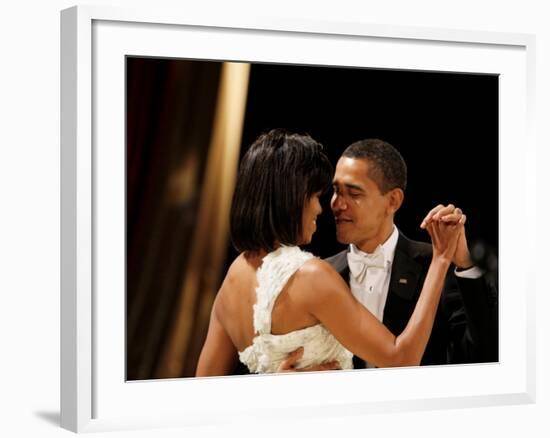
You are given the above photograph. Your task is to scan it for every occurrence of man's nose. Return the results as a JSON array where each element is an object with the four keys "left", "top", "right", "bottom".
[{"left": 331, "top": 193, "right": 346, "bottom": 211}]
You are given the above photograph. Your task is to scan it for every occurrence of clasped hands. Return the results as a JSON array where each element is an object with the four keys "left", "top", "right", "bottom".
[{"left": 420, "top": 203, "right": 473, "bottom": 270}]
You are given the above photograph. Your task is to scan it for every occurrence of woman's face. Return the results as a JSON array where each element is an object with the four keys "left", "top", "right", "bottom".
[{"left": 300, "top": 192, "right": 323, "bottom": 245}]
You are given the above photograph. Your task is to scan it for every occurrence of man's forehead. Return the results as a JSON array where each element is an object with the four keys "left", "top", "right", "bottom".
[{"left": 334, "top": 157, "right": 372, "bottom": 182}]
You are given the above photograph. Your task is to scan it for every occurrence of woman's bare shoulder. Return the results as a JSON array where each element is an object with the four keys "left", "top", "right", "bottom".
[
  {"left": 214, "top": 254, "right": 250, "bottom": 305},
  {"left": 292, "top": 257, "right": 349, "bottom": 301},
  {"left": 299, "top": 257, "right": 340, "bottom": 277},
  {"left": 221, "top": 252, "right": 259, "bottom": 287}
]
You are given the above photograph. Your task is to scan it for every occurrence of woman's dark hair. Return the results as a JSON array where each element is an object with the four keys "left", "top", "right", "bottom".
[{"left": 230, "top": 129, "right": 333, "bottom": 252}]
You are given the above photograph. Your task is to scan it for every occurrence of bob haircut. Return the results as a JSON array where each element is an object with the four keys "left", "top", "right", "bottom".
[{"left": 230, "top": 129, "right": 333, "bottom": 253}]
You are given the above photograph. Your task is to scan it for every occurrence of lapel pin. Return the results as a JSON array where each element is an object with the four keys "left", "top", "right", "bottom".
[{"left": 399, "top": 278, "right": 408, "bottom": 284}]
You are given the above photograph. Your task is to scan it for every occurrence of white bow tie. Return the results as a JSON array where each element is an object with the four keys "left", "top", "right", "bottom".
[{"left": 347, "top": 246, "right": 386, "bottom": 284}]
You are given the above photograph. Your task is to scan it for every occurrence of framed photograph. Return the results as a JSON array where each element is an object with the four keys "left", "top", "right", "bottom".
[{"left": 61, "top": 5, "right": 536, "bottom": 433}]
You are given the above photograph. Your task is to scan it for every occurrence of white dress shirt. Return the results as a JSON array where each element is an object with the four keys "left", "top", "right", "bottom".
[{"left": 348, "top": 226, "right": 399, "bottom": 323}]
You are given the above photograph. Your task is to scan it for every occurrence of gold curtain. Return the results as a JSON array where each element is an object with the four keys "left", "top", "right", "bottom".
[{"left": 126, "top": 59, "right": 250, "bottom": 380}]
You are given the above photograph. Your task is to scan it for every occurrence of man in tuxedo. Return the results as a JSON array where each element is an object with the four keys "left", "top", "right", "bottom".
[{"left": 283, "top": 138, "right": 497, "bottom": 370}]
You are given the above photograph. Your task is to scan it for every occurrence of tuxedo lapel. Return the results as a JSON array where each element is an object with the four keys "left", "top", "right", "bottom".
[
  {"left": 382, "top": 234, "right": 426, "bottom": 336},
  {"left": 325, "top": 249, "right": 350, "bottom": 282}
]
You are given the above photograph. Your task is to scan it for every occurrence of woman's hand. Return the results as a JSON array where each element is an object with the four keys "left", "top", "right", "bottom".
[{"left": 425, "top": 214, "right": 466, "bottom": 264}]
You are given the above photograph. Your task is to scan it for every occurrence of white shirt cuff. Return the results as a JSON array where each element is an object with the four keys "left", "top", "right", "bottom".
[{"left": 454, "top": 265, "right": 483, "bottom": 279}]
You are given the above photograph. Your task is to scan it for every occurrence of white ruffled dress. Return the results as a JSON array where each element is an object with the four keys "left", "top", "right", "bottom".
[{"left": 238, "top": 246, "right": 353, "bottom": 373}]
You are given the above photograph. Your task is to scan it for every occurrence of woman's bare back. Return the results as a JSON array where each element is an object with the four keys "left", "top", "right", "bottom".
[{"left": 215, "top": 251, "right": 320, "bottom": 352}]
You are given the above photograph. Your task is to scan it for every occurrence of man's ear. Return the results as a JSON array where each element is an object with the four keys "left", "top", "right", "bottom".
[{"left": 387, "top": 188, "right": 404, "bottom": 214}]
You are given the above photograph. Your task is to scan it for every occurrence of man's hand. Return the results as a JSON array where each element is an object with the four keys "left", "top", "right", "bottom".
[
  {"left": 421, "top": 204, "right": 474, "bottom": 269},
  {"left": 276, "top": 347, "right": 341, "bottom": 373}
]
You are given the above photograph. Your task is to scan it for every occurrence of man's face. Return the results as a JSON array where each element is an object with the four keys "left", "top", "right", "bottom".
[{"left": 330, "top": 157, "right": 394, "bottom": 251}]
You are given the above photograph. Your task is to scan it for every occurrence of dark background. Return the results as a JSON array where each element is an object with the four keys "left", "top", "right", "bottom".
[{"left": 228, "top": 63, "right": 498, "bottom": 264}]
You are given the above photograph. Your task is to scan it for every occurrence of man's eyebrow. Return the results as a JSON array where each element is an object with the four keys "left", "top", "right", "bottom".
[{"left": 332, "top": 182, "right": 365, "bottom": 192}]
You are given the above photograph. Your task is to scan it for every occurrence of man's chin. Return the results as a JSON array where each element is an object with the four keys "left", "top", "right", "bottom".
[{"left": 335, "top": 231, "right": 352, "bottom": 245}]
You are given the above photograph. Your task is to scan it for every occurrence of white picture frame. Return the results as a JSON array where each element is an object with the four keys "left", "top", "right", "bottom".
[{"left": 60, "top": 4, "right": 536, "bottom": 433}]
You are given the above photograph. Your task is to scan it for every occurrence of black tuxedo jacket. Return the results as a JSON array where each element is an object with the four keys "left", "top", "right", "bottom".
[{"left": 325, "top": 232, "right": 498, "bottom": 367}]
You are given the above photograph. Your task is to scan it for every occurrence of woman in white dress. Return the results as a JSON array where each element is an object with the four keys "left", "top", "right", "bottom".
[{"left": 196, "top": 129, "right": 464, "bottom": 375}]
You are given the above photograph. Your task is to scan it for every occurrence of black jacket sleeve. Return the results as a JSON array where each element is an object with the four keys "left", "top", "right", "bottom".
[{"left": 441, "top": 269, "right": 498, "bottom": 363}]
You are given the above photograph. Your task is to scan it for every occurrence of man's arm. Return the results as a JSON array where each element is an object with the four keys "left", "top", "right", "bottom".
[
  {"left": 443, "top": 272, "right": 498, "bottom": 363},
  {"left": 422, "top": 204, "right": 498, "bottom": 363}
]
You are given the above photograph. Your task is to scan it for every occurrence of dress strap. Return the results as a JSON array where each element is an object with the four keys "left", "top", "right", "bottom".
[{"left": 253, "top": 246, "right": 314, "bottom": 335}]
